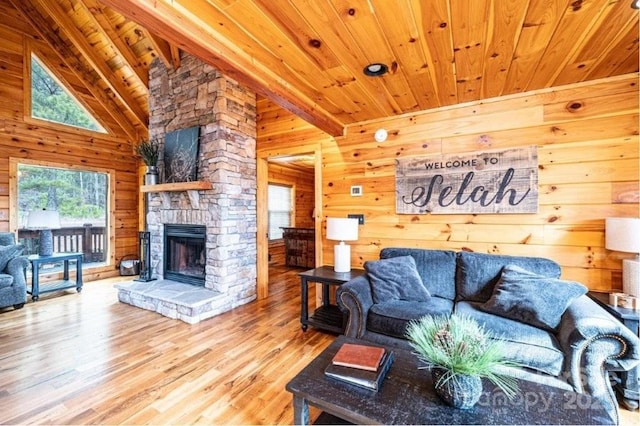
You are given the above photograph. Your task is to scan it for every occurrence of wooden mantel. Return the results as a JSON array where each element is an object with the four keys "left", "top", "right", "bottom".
[{"left": 140, "top": 181, "right": 213, "bottom": 209}]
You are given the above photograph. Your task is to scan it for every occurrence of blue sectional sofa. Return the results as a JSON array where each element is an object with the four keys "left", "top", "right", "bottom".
[{"left": 336, "top": 248, "right": 640, "bottom": 423}]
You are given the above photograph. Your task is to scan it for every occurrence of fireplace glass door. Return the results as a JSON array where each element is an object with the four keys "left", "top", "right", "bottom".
[{"left": 164, "top": 224, "right": 206, "bottom": 286}]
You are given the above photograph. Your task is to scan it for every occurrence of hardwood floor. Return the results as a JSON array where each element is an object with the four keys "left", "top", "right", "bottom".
[
  {"left": 0, "top": 266, "right": 637, "bottom": 424},
  {"left": 0, "top": 266, "right": 332, "bottom": 424}
]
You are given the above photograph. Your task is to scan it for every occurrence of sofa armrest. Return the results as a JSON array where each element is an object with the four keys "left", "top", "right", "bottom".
[
  {"left": 6, "top": 256, "right": 29, "bottom": 290},
  {"left": 557, "top": 295, "right": 640, "bottom": 422},
  {"left": 337, "top": 275, "right": 374, "bottom": 339}
]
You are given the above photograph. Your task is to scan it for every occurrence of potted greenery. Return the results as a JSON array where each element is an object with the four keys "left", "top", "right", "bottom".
[
  {"left": 136, "top": 139, "right": 159, "bottom": 185},
  {"left": 405, "top": 314, "right": 518, "bottom": 409}
]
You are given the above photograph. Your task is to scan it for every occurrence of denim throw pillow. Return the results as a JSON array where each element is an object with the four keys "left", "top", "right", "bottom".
[
  {"left": 365, "top": 255, "right": 431, "bottom": 304},
  {"left": 480, "top": 264, "right": 587, "bottom": 331},
  {"left": 0, "top": 244, "right": 24, "bottom": 272}
]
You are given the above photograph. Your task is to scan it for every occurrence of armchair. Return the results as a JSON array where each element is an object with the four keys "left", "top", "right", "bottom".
[{"left": 0, "top": 232, "right": 29, "bottom": 310}]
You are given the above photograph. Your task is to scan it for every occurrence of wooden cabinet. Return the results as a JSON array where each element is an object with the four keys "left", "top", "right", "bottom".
[{"left": 282, "top": 228, "right": 315, "bottom": 268}]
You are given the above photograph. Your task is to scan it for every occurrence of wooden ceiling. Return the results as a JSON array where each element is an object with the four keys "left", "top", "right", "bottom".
[{"left": 4, "top": 0, "right": 639, "bottom": 138}]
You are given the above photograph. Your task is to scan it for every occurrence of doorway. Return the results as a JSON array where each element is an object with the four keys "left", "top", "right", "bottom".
[{"left": 256, "top": 148, "right": 322, "bottom": 299}]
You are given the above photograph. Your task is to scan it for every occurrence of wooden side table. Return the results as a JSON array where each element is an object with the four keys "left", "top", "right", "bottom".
[
  {"left": 298, "top": 266, "right": 365, "bottom": 333},
  {"left": 588, "top": 291, "right": 639, "bottom": 410},
  {"left": 28, "top": 253, "right": 83, "bottom": 301}
]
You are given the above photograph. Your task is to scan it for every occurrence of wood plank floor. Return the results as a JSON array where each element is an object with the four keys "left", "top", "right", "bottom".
[
  {"left": 0, "top": 266, "right": 332, "bottom": 424},
  {"left": 0, "top": 266, "right": 637, "bottom": 424}
]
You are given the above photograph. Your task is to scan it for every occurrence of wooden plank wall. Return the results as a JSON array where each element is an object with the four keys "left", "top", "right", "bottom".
[
  {"left": 0, "top": 13, "right": 141, "bottom": 281},
  {"left": 257, "top": 74, "right": 640, "bottom": 292},
  {"left": 267, "top": 162, "right": 315, "bottom": 266}
]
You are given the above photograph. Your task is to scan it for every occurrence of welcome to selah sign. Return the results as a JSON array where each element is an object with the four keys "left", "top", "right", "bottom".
[{"left": 396, "top": 146, "right": 538, "bottom": 214}]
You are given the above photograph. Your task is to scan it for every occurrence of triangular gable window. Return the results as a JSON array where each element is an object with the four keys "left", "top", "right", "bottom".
[{"left": 30, "top": 54, "right": 105, "bottom": 133}]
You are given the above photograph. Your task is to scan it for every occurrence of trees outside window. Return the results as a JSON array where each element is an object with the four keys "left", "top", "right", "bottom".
[
  {"left": 30, "top": 54, "right": 105, "bottom": 133},
  {"left": 18, "top": 164, "right": 108, "bottom": 262}
]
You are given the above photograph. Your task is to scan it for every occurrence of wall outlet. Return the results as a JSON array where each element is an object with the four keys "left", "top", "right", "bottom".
[{"left": 348, "top": 214, "right": 365, "bottom": 225}]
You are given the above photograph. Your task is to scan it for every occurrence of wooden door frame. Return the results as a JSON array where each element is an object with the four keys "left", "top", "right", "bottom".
[{"left": 257, "top": 146, "right": 322, "bottom": 299}]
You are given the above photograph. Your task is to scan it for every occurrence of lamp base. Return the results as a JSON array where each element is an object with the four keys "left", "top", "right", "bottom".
[
  {"left": 334, "top": 242, "right": 351, "bottom": 273},
  {"left": 39, "top": 229, "right": 54, "bottom": 257},
  {"left": 622, "top": 257, "right": 640, "bottom": 298}
]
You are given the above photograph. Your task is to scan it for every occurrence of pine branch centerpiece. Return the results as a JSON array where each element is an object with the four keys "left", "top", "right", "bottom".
[{"left": 405, "top": 314, "right": 519, "bottom": 409}]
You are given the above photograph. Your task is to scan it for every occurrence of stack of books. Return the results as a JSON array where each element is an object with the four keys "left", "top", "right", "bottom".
[{"left": 324, "top": 342, "right": 394, "bottom": 391}]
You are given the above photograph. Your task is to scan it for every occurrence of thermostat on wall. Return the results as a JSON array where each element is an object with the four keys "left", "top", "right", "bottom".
[{"left": 350, "top": 185, "right": 363, "bottom": 196}]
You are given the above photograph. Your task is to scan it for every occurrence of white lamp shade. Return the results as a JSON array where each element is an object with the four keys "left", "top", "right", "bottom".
[
  {"left": 605, "top": 217, "right": 640, "bottom": 253},
  {"left": 27, "top": 210, "right": 61, "bottom": 230},
  {"left": 326, "top": 217, "right": 359, "bottom": 241}
]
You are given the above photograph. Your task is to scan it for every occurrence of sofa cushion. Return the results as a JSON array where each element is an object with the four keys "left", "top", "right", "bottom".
[
  {"left": 367, "top": 297, "right": 454, "bottom": 339},
  {"left": 456, "top": 301, "right": 565, "bottom": 377},
  {"left": 0, "top": 273, "right": 14, "bottom": 289},
  {"left": 479, "top": 265, "right": 587, "bottom": 331},
  {"left": 456, "top": 251, "right": 561, "bottom": 303},
  {"left": 0, "top": 244, "right": 24, "bottom": 272},
  {"left": 380, "top": 248, "right": 457, "bottom": 300},
  {"left": 0, "top": 232, "right": 16, "bottom": 246},
  {"left": 365, "top": 255, "right": 431, "bottom": 303}
]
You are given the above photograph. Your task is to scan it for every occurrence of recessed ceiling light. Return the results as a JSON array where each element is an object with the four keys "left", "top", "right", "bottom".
[
  {"left": 363, "top": 63, "right": 388, "bottom": 77},
  {"left": 632, "top": 0, "right": 640, "bottom": 9}
]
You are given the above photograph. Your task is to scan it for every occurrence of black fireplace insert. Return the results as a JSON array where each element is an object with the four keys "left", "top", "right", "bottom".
[{"left": 164, "top": 224, "right": 206, "bottom": 286}]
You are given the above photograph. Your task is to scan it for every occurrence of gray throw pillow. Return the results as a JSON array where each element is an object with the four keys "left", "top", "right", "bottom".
[
  {"left": 480, "top": 264, "right": 587, "bottom": 331},
  {"left": 0, "top": 244, "right": 24, "bottom": 272},
  {"left": 365, "top": 255, "right": 431, "bottom": 304}
]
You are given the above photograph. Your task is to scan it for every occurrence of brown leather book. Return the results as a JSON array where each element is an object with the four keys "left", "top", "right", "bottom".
[{"left": 331, "top": 343, "right": 386, "bottom": 372}]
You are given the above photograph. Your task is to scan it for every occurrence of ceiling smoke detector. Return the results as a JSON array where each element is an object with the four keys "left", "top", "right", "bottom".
[{"left": 363, "top": 63, "right": 389, "bottom": 77}]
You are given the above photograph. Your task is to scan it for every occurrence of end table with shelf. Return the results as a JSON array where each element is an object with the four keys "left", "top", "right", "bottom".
[
  {"left": 28, "top": 252, "right": 83, "bottom": 301},
  {"left": 298, "top": 266, "right": 365, "bottom": 333}
]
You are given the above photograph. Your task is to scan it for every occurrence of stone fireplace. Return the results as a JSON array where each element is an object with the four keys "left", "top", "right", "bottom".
[{"left": 116, "top": 52, "right": 258, "bottom": 323}]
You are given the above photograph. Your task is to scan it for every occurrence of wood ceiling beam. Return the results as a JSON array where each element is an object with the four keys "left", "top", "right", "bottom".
[
  {"left": 81, "top": 0, "right": 149, "bottom": 86},
  {"left": 8, "top": 0, "right": 141, "bottom": 140},
  {"left": 142, "top": 29, "right": 177, "bottom": 70},
  {"left": 31, "top": 0, "right": 148, "bottom": 130},
  {"left": 100, "top": 0, "right": 345, "bottom": 137}
]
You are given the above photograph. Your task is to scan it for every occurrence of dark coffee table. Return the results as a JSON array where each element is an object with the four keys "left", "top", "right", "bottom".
[{"left": 286, "top": 336, "right": 614, "bottom": 425}]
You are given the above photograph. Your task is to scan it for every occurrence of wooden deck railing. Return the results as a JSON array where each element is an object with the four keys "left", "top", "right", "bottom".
[{"left": 18, "top": 224, "right": 106, "bottom": 262}]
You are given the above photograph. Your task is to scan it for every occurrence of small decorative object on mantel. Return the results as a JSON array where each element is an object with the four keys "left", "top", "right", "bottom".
[
  {"left": 406, "top": 314, "right": 518, "bottom": 409},
  {"left": 136, "top": 139, "right": 160, "bottom": 185}
]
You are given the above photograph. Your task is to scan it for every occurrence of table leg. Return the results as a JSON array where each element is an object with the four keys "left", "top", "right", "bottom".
[
  {"left": 292, "top": 395, "right": 310, "bottom": 425},
  {"left": 31, "top": 262, "right": 39, "bottom": 301},
  {"left": 300, "top": 277, "right": 308, "bottom": 331},
  {"left": 322, "top": 283, "right": 330, "bottom": 307},
  {"left": 63, "top": 260, "right": 69, "bottom": 280},
  {"left": 76, "top": 256, "right": 83, "bottom": 292}
]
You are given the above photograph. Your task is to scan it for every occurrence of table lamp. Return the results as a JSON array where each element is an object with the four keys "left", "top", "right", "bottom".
[
  {"left": 326, "top": 217, "right": 359, "bottom": 273},
  {"left": 27, "top": 209, "right": 61, "bottom": 256},
  {"left": 605, "top": 217, "right": 640, "bottom": 297}
]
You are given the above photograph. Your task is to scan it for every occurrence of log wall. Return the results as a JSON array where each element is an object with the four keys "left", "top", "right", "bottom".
[
  {"left": 0, "top": 14, "right": 140, "bottom": 281},
  {"left": 258, "top": 74, "right": 640, "bottom": 292}
]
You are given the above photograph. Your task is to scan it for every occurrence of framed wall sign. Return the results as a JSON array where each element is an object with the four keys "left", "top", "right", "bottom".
[{"left": 396, "top": 146, "right": 538, "bottom": 214}]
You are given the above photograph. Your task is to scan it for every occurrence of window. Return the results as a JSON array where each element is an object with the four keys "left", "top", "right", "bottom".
[
  {"left": 30, "top": 54, "right": 105, "bottom": 133},
  {"left": 17, "top": 163, "right": 109, "bottom": 265},
  {"left": 268, "top": 184, "right": 293, "bottom": 240}
]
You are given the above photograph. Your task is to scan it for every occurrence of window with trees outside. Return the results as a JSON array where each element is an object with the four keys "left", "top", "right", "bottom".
[
  {"left": 17, "top": 163, "right": 109, "bottom": 266},
  {"left": 30, "top": 54, "right": 105, "bottom": 133},
  {"left": 268, "top": 184, "right": 293, "bottom": 240}
]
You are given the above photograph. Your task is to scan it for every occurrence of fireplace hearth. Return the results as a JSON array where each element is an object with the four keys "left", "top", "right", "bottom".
[{"left": 164, "top": 224, "right": 206, "bottom": 286}]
